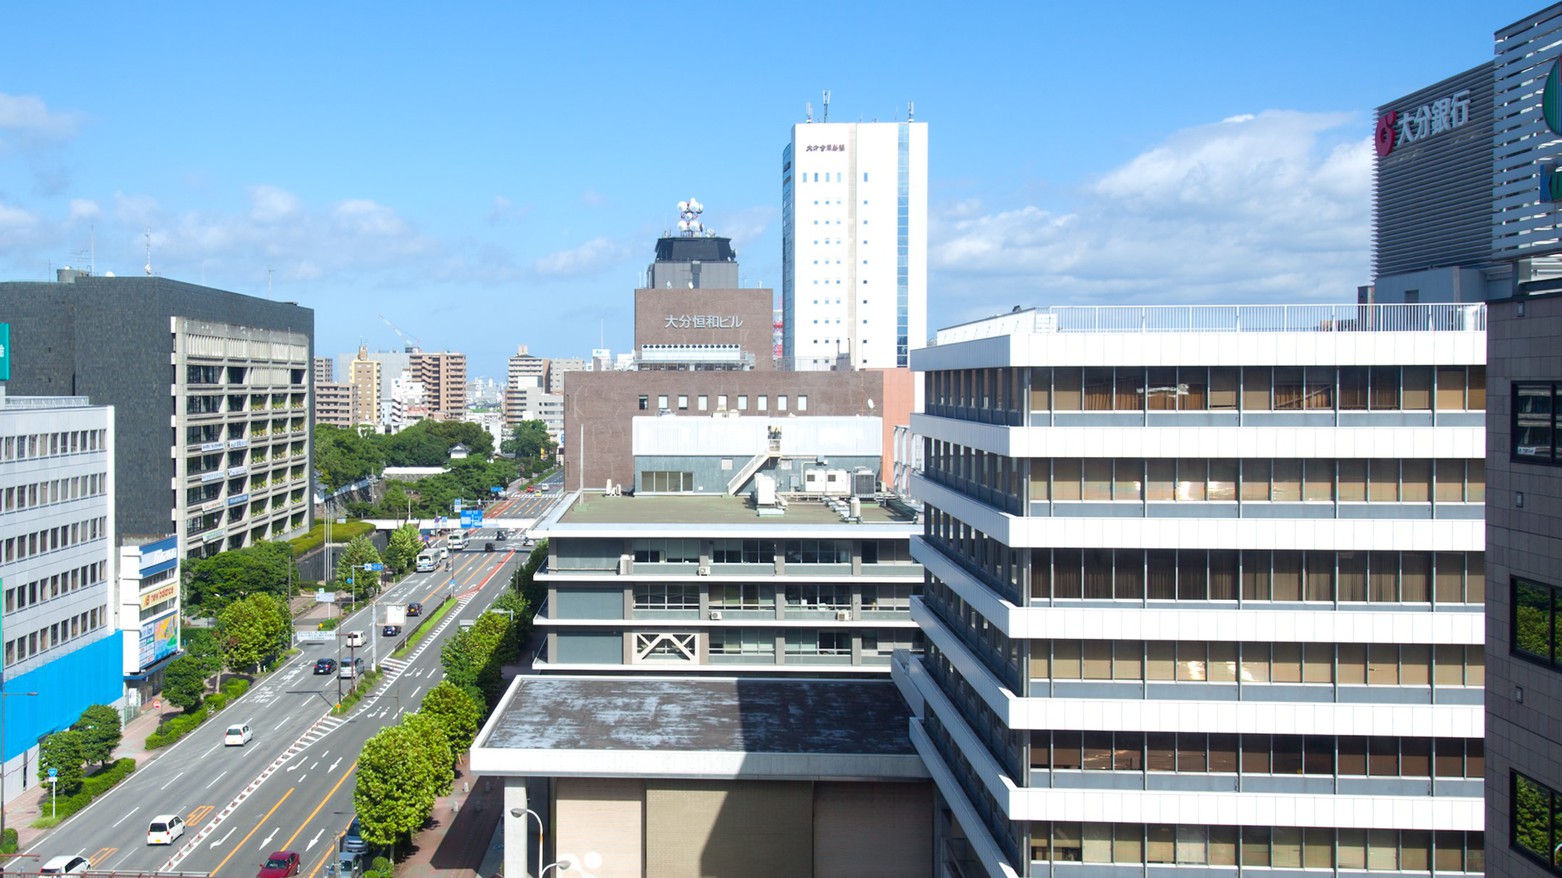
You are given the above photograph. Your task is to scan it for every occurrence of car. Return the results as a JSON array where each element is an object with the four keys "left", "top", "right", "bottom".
[
  {"left": 484, "top": 542, "right": 497, "bottom": 552},
  {"left": 147, "top": 813, "right": 186, "bottom": 845},
  {"left": 224, "top": 723, "right": 254, "bottom": 746},
  {"left": 405, "top": 601, "right": 423, "bottom": 617},
  {"left": 382, "top": 624, "right": 401, "bottom": 637},
  {"left": 496, "top": 530, "right": 508, "bottom": 541},
  {"left": 344, "top": 630, "right": 365, "bottom": 648},
  {"left": 342, "top": 815, "right": 369, "bottom": 853},
  {"left": 313, "top": 657, "right": 338, "bottom": 675},
  {"left": 256, "top": 851, "right": 300, "bottom": 878},
  {"left": 39, "top": 856, "right": 91, "bottom": 875},
  {"left": 526, "top": 485, "right": 537, "bottom": 493},
  {"left": 339, "top": 657, "right": 365, "bottom": 679}
]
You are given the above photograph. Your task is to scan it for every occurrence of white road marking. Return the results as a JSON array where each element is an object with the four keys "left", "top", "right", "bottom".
[
  {"left": 206, "top": 769, "right": 229, "bottom": 789},
  {"left": 328, "top": 757, "right": 342, "bottom": 772},
  {"left": 111, "top": 807, "right": 139, "bottom": 827},
  {"left": 285, "top": 757, "right": 304, "bottom": 771},
  {"left": 261, "top": 827, "right": 277, "bottom": 847},
  {"left": 160, "top": 771, "right": 186, "bottom": 790},
  {"left": 306, "top": 828, "right": 324, "bottom": 850},
  {"left": 273, "top": 718, "right": 290, "bottom": 730},
  {"left": 210, "top": 827, "right": 236, "bottom": 848},
  {"left": 202, "top": 742, "right": 222, "bottom": 758},
  {"left": 410, "top": 686, "right": 424, "bottom": 700}
]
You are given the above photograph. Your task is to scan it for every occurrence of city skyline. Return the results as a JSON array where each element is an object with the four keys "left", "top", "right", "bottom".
[{"left": 0, "top": 1, "right": 1540, "bottom": 376}]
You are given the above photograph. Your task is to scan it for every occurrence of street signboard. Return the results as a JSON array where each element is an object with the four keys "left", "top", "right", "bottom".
[
  {"left": 47, "top": 767, "right": 56, "bottom": 778},
  {"left": 316, "top": 589, "right": 337, "bottom": 604},
  {"left": 452, "top": 498, "right": 463, "bottom": 513},
  {"left": 385, "top": 606, "right": 407, "bottom": 626},
  {"left": 362, "top": 563, "right": 385, "bottom": 572},
  {"left": 460, "top": 509, "right": 484, "bottom": 529}
]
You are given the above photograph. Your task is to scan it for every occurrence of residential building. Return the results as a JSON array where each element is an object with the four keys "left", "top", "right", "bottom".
[
  {"left": 389, "top": 370, "right": 427, "bottom": 432},
  {"left": 410, "top": 350, "right": 467, "bottom": 421},
  {"left": 904, "top": 304, "right": 1487, "bottom": 877},
  {"left": 313, "top": 356, "right": 335, "bottom": 386},
  {"left": 348, "top": 344, "right": 382, "bottom": 427},
  {"left": 314, "top": 380, "right": 351, "bottom": 428},
  {"left": 0, "top": 273, "right": 313, "bottom": 558},
  {"left": 0, "top": 389, "right": 120, "bottom": 806},
  {"left": 502, "top": 380, "right": 563, "bottom": 444},
  {"left": 115, "top": 535, "right": 179, "bottom": 705},
  {"left": 782, "top": 113, "right": 927, "bottom": 370},
  {"left": 547, "top": 357, "right": 588, "bottom": 394},
  {"left": 508, "top": 346, "right": 547, "bottom": 390},
  {"left": 338, "top": 348, "right": 411, "bottom": 427}
]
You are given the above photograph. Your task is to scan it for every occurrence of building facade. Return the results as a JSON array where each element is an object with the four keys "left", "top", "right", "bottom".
[
  {"left": 904, "top": 304, "right": 1487, "bottom": 877},
  {"left": 0, "top": 390, "right": 121, "bottom": 807},
  {"left": 348, "top": 344, "right": 382, "bottom": 427},
  {"left": 782, "top": 116, "right": 927, "bottom": 371},
  {"left": 115, "top": 535, "right": 180, "bottom": 705},
  {"left": 315, "top": 380, "right": 351, "bottom": 428},
  {"left": 0, "top": 274, "right": 314, "bottom": 559},
  {"left": 410, "top": 350, "right": 467, "bottom": 421}
]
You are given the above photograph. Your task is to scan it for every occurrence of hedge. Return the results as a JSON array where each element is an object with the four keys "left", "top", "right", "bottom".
[
  {"left": 145, "top": 705, "right": 209, "bottom": 750},
  {"left": 35, "top": 758, "right": 134, "bottom": 823},
  {"left": 222, "top": 677, "right": 251, "bottom": 698}
]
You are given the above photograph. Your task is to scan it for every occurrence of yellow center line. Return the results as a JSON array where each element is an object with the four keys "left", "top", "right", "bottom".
[
  {"left": 280, "top": 759, "right": 359, "bottom": 854},
  {"left": 209, "top": 786, "right": 294, "bottom": 878}
]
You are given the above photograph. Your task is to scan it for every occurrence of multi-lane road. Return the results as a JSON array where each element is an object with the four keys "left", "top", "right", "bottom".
[{"left": 31, "top": 485, "right": 559, "bottom": 877}]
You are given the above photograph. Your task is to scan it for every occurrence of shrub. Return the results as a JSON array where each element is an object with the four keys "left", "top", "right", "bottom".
[
  {"left": 145, "top": 706, "right": 209, "bottom": 750},
  {"left": 1, "top": 826, "right": 15, "bottom": 853},
  {"left": 33, "top": 758, "right": 134, "bottom": 823},
  {"left": 221, "top": 677, "right": 251, "bottom": 699},
  {"left": 318, "top": 617, "right": 339, "bottom": 631},
  {"left": 206, "top": 693, "right": 228, "bottom": 712}
]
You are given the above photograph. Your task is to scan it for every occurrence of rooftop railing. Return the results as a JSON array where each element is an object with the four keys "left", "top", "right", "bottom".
[{"left": 933, "top": 303, "right": 1487, "bottom": 344}]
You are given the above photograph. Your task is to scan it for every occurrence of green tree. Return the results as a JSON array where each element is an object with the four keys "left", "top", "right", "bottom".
[
  {"left": 183, "top": 627, "right": 225, "bottom": 681},
  {"left": 402, "top": 711, "right": 455, "bottom": 796},
  {"left": 219, "top": 594, "right": 292, "bottom": 673},
  {"left": 335, "top": 535, "right": 384, "bottom": 599},
  {"left": 503, "top": 419, "right": 555, "bottom": 462},
  {"left": 384, "top": 524, "right": 422, "bottom": 575},
  {"left": 315, "top": 424, "right": 385, "bottom": 491},
  {"left": 419, "top": 681, "right": 483, "bottom": 756},
  {"left": 71, "top": 704, "right": 122, "bottom": 766},
  {"left": 354, "top": 723, "right": 438, "bottom": 851},
  {"left": 38, "top": 728, "right": 85, "bottom": 795},
  {"left": 162, "top": 655, "right": 208, "bottom": 711},
  {"left": 183, "top": 542, "right": 297, "bottom": 614}
]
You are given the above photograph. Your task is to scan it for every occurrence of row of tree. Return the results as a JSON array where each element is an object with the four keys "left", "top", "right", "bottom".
[
  {"left": 37, "top": 705, "right": 123, "bottom": 795},
  {"left": 349, "top": 456, "right": 519, "bottom": 521},
  {"left": 163, "top": 594, "right": 294, "bottom": 709},
  {"left": 315, "top": 420, "right": 498, "bottom": 491}
]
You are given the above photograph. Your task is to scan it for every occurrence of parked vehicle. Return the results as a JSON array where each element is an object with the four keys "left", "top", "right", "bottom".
[
  {"left": 225, "top": 723, "right": 254, "bottom": 746},
  {"left": 342, "top": 815, "right": 369, "bottom": 852},
  {"left": 256, "top": 851, "right": 300, "bottom": 878},
  {"left": 314, "top": 658, "right": 338, "bottom": 675},
  {"left": 147, "top": 814, "right": 186, "bottom": 845}
]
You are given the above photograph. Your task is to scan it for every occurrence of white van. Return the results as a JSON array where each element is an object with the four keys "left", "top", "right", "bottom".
[
  {"left": 344, "top": 630, "right": 365, "bottom": 648},
  {"left": 147, "top": 813, "right": 186, "bottom": 844},
  {"left": 224, "top": 723, "right": 253, "bottom": 746},
  {"left": 437, "top": 546, "right": 450, "bottom": 562},
  {"left": 415, "top": 551, "right": 435, "bottom": 572}
]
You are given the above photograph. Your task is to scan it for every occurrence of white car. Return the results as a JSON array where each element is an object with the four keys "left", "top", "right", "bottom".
[
  {"left": 147, "top": 813, "right": 186, "bottom": 844},
  {"left": 224, "top": 723, "right": 253, "bottom": 746},
  {"left": 39, "top": 856, "right": 91, "bottom": 875}
]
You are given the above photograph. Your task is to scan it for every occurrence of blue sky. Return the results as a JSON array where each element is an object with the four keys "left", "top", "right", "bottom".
[{"left": 0, "top": 2, "right": 1542, "bottom": 380}]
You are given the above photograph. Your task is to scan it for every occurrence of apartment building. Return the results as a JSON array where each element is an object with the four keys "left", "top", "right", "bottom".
[
  {"left": 348, "top": 344, "right": 383, "bottom": 427},
  {"left": 410, "top": 349, "right": 467, "bottom": 421},
  {"left": 902, "top": 304, "right": 1487, "bottom": 877}
]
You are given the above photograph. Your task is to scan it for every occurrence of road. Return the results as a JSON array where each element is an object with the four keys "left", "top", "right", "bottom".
[{"left": 33, "top": 487, "right": 559, "bottom": 877}]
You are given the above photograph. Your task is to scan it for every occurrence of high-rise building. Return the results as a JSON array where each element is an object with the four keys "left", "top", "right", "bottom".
[
  {"left": 314, "top": 380, "right": 352, "bottom": 428},
  {"left": 347, "top": 344, "right": 382, "bottom": 427},
  {"left": 547, "top": 357, "right": 587, "bottom": 394},
  {"left": 410, "top": 350, "right": 467, "bottom": 421},
  {"left": 507, "top": 345, "right": 546, "bottom": 390},
  {"left": 782, "top": 112, "right": 927, "bottom": 371},
  {"left": 0, "top": 273, "right": 314, "bottom": 558},
  {"left": 0, "top": 389, "right": 120, "bottom": 806},
  {"left": 312, "top": 356, "right": 335, "bottom": 386},
  {"left": 905, "top": 304, "right": 1487, "bottom": 877}
]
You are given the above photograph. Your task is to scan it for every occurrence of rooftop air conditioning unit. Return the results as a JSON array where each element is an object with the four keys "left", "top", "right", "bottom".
[
  {"left": 697, "top": 565, "right": 711, "bottom": 576},
  {"left": 709, "top": 610, "right": 723, "bottom": 620},
  {"left": 836, "top": 610, "right": 852, "bottom": 622}
]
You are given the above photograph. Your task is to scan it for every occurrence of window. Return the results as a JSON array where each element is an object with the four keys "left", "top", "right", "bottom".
[
  {"left": 797, "top": 395, "right": 809, "bottom": 411},
  {"left": 677, "top": 395, "right": 688, "bottom": 411},
  {"left": 1514, "top": 577, "right": 1562, "bottom": 669},
  {"left": 1513, "top": 771, "right": 1562, "bottom": 873},
  {"left": 697, "top": 395, "right": 708, "bottom": 411},
  {"left": 1516, "top": 382, "right": 1562, "bottom": 463},
  {"left": 638, "top": 395, "right": 649, "bottom": 411},
  {"left": 711, "top": 583, "right": 770, "bottom": 610},
  {"left": 633, "top": 584, "right": 698, "bottom": 610}
]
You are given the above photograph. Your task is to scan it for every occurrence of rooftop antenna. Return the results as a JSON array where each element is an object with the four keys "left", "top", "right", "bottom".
[
  {"left": 822, "top": 89, "right": 830, "bottom": 123},
  {"left": 805, "top": 101, "right": 812, "bottom": 123},
  {"left": 908, "top": 100, "right": 915, "bottom": 122},
  {"left": 268, "top": 267, "right": 274, "bottom": 298},
  {"left": 89, "top": 224, "right": 95, "bottom": 274},
  {"left": 144, "top": 230, "right": 152, "bottom": 277},
  {"left": 676, "top": 198, "right": 704, "bottom": 237}
]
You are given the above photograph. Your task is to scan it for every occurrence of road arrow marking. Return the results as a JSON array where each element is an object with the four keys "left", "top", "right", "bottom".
[
  {"left": 286, "top": 757, "right": 304, "bottom": 771},
  {"left": 261, "top": 828, "right": 277, "bottom": 847},
  {"left": 329, "top": 757, "right": 342, "bottom": 772},
  {"left": 210, "top": 827, "right": 235, "bottom": 848},
  {"left": 306, "top": 828, "right": 324, "bottom": 851}
]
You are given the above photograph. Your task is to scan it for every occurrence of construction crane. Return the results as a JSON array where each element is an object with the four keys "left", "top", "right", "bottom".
[{"left": 379, "top": 314, "right": 423, "bottom": 353}]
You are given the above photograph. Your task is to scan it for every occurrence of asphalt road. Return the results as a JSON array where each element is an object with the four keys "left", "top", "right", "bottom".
[{"left": 32, "top": 489, "right": 559, "bottom": 877}]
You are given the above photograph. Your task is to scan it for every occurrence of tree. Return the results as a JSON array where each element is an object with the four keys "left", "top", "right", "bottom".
[
  {"left": 38, "top": 729, "right": 85, "bottom": 795},
  {"left": 163, "top": 656, "right": 208, "bottom": 711},
  {"left": 71, "top": 704, "right": 122, "bottom": 766},
  {"left": 183, "top": 542, "right": 297, "bottom": 614},
  {"left": 315, "top": 424, "right": 385, "bottom": 491},
  {"left": 354, "top": 724, "right": 438, "bottom": 851},
  {"left": 384, "top": 524, "right": 422, "bottom": 575},
  {"left": 335, "top": 535, "right": 383, "bottom": 599},
  {"left": 503, "top": 419, "right": 555, "bottom": 463},
  {"left": 419, "top": 681, "right": 483, "bottom": 756},
  {"left": 402, "top": 712, "right": 454, "bottom": 796},
  {"left": 219, "top": 594, "right": 292, "bottom": 674},
  {"left": 183, "top": 627, "right": 225, "bottom": 681}
]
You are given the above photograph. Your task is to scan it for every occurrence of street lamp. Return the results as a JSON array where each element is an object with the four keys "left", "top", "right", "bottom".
[
  {"left": 509, "top": 807, "right": 544, "bottom": 878},
  {"left": 539, "top": 861, "right": 571, "bottom": 877},
  {"left": 0, "top": 690, "right": 38, "bottom": 845}
]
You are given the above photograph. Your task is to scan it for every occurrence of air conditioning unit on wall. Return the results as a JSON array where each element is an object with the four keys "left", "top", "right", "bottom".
[
  {"left": 697, "top": 565, "right": 711, "bottom": 576},
  {"left": 836, "top": 610, "right": 852, "bottom": 622},
  {"left": 709, "top": 611, "right": 723, "bottom": 620}
]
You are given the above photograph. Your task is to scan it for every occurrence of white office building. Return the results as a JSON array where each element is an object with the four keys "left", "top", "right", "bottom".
[
  {"left": 782, "top": 114, "right": 927, "bottom": 371},
  {"left": 902, "top": 304, "right": 1488, "bottom": 877}
]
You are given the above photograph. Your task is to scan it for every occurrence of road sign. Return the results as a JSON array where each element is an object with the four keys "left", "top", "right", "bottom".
[
  {"left": 316, "top": 589, "right": 337, "bottom": 603},
  {"left": 460, "top": 508, "right": 484, "bottom": 529},
  {"left": 152, "top": 698, "right": 161, "bottom": 710},
  {"left": 47, "top": 767, "right": 56, "bottom": 778},
  {"left": 361, "top": 562, "right": 385, "bottom": 572},
  {"left": 453, "top": 498, "right": 463, "bottom": 513}
]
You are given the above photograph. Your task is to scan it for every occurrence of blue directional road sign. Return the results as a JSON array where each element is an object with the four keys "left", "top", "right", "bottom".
[
  {"left": 460, "top": 508, "right": 484, "bottom": 529},
  {"left": 362, "top": 563, "right": 385, "bottom": 572}
]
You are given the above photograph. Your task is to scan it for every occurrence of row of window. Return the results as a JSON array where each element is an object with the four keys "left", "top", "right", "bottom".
[
  {"left": 0, "top": 517, "right": 108, "bottom": 563},
  {"left": 1029, "top": 640, "right": 1484, "bottom": 687},
  {"left": 1025, "top": 548, "right": 1486, "bottom": 605},
  {"left": 1028, "top": 822, "right": 1483, "bottom": 872},
  {"left": 1514, "top": 771, "right": 1562, "bottom": 874},
  {"left": 0, "top": 473, "right": 109, "bottom": 513},
  {"left": 3, "top": 561, "right": 108, "bottom": 613},
  {"left": 4, "top": 607, "right": 106, "bottom": 668},
  {"left": 629, "top": 538, "right": 879, "bottom": 565},
  {"left": 1030, "top": 730, "right": 1483, "bottom": 779},
  {"left": 636, "top": 393, "right": 809, "bottom": 413},
  {"left": 927, "top": 365, "right": 1487, "bottom": 415},
  {"left": 1024, "top": 457, "right": 1484, "bottom": 503},
  {"left": 631, "top": 582, "right": 916, "bottom": 612},
  {"left": 0, "top": 429, "right": 107, "bottom": 462},
  {"left": 706, "top": 628, "right": 915, "bottom": 656},
  {"left": 1514, "top": 382, "right": 1562, "bottom": 465},
  {"left": 1514, "top": 576, "right": 1562, "bottom": 670}
]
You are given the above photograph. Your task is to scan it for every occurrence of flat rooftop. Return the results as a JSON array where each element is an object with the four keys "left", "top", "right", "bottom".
[{"left": 558, "top": 492, "right": 914, "bottom": 526}]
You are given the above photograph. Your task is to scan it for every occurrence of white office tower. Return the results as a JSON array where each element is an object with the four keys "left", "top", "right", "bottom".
[
  {"left": 782, "top": 106, "right": 927, "bottom": 371},
  {"left": 901, "top": 304, "right": 1488, "bottom": 877}
]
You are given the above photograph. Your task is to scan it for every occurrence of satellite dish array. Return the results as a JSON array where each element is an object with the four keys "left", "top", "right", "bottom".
[{"left": 677, "top": 198, "right": 710, "bottom": 237}]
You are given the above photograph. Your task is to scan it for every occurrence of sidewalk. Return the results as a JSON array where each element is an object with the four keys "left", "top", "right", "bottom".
[{"left": 396, "top": 764, "right": 503, "bottom": 878}]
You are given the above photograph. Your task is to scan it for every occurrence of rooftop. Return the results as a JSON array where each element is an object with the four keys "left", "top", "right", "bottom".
[{"left": 558, "top": 492, "right": 915, "bottom": 526}]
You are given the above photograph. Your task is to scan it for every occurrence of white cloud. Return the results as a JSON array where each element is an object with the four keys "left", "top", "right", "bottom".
[
  {"left": 930, "top": 110, "right": 1371, "bottom": 324},
  {"left": 533, "top": 236, "right": 636, "bottom": 277},
  {"left": 485, "top": 195, "right": 528, "bottom": 224},
  {"left": 67, "top": 199, "right": 100, "bottom": 222},
  {"left": 248, "top": 185, "right": 301, "bottom": 223},
  {"left": 0, "top": 93, "right": 81, "bottom": 141}
]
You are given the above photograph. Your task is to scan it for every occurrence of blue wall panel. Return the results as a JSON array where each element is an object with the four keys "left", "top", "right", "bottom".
[{"left": 2, "top": 635, "right": 122, "bottom": 758}]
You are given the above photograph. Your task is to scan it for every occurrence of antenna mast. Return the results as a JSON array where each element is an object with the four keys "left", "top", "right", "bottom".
[
  {"left": 144, "top": 230, "right": 152, "bottom": 276},
  {"left": 822, "top": 89, "right": 830, "bottom": 123}
]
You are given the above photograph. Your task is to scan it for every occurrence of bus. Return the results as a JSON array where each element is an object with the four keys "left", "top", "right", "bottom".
[
  {"left": 415, "top": 551, "right": 436, "bottom": 572},
  {"left": 448, "top": 532, "right": 469, "bottom": 551}
]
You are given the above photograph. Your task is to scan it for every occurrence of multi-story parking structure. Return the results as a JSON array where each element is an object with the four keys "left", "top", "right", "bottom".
[{"left": 901, "top": 304, "right": 1488, "bottom": 877}]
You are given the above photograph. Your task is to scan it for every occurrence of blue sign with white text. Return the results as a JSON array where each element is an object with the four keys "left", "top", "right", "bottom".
[{"left": 460, "top": 509, "right": 483, "bottom": 529}]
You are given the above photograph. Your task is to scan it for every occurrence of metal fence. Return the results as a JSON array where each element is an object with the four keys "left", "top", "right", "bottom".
[{"left": 934, "top": 303, "right": 1487, "bottom": 343}]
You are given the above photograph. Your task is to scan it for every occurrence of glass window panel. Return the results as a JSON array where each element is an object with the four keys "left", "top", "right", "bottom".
[
  {"left": 1112, "top": 823, "right": 1142, "bottom": 864},
  {"left": 1083, "top": 368, "right": 1114, "bottom": 411},
  {"left": 1465, "top": 645, "right": 1484, "bottom": 685},
  {"left": 1368, "top": 459, "right": 1399, "bottom": 501},
  {"left": 1403, "top": 366, "right": 1432, "bottom": 409},
  {"left": 1467, "top": 365, "right": 1486, "bottom": 410},
  {"left": 1339, "top": 643, "right": 1367, "bottom": 685},
  {"left": 1082, "top": 823, "right": 1112, "bottom": 863},
  {"left": 1242, "top": 367, "right": 1271, "bottom": 411},
  {"left": 1402, "top": 553, "right": 1430, "bottom": 603},
  {"left": 1240, "top": 642, "right": 1270, "bottom": 682},
  {"left": 1515, "top": 383, "right": 1555, "bottom": 460},
  {"left": 1176, "top": 641, "right": 1207, "bottom": 681},
  {"left": 1178, "top": 552, "right": 1208, "bottom": 601},
  {"left": 1082, "top": 641, "right": 1112, "bottom": 679},
  {"left": 1178, "top": 369, "right": 1207, "bottom": 410},
  {"left": 1113, "top": 734, "right": 1141, "bottom": 770},
  {"left": 1178, "top": 733, "right": 1208, "bottom": 772},
  {"left": 1370, "top": 366, "right": 1400, "bottom": 410},
  {"left": 1209, "top": 827, "right": 1239, "bottom": 866},
  {"left": 1241, "top": 550, "right": 1271, "bottom": 600},
  {"left": 1146, "top": 367, "right": 1178, "bottom": 411},
  {"left": 1303, "top": 827, "right": 1335, "bottom": 868},
  {"left": 1207, "top": 459, "right": 1237, "bottom": 502},
  {"left": 1029, "top": 645, "right": 1049, "bottom": 681},
  {"left": 1338, "top": 552, "right": 1367, "bottom": 602},
  {"left": 1052, "top": 459, "right": 1082, "bottom": 501},
  {"left": 1338, "top": 736, "right": 1368, "bottom": 775},
  {"left": 1208, "top": 550, "right": 1237, "bottom": 600},
  {"left": 1052, "top": 731, "right": 1082, "bottom": 769},
  {"left": 1112, "top": 459, "right": 1141, "bottom": 501},
  {"left": 1433, "top": 830, "right": 1465, "bottom": 872},
  {"left": 1273, "top": 367, "right": 1305, "bottom": 410},
  {"left": 1054, "top": 368, "right": 1082, "bottom": 410},
  {"left": 1209, "top": 367, "right": 1238, "bottom": 410},
  {"left": 1467, "top": 740, "right": 1483, "bottom": 777},
  {"left": 1030, "top": 732, "right": 1050, "bottom": 769},
  {"left": 1433, "top": 739, "right": 1462, "bottom": 778},
  {"left": 1468, "top": 554, "right": 1485, "bottom": 603},
  {"left": 1240, "top": 458, "right": 1270, "bottom": 502},
  {"left": 1146, "top": 642, "right": 1175, "bottom": 680},
  {"left": 1053, "top": 548, "right": 1082, "bottom": 599},
  {"left": 1146, "top": 551, "right": 1176, "bottom": 600},
  {"left": 1176, "top": 825, "right": 1209, "bottom": 864},
  {"left": 1271, "top": 827, "right": 1303, "bottom": 867},
  {"left": 1083, "top": 549, "right": 1113, "bottom": 599},
  {"left": 1369, "top": 552, "right": 1399, "bottom": 602},
  {"left": 1436, "top": 367, "right": 1467, "bottom": 410},
  {"left": 1401, "top": 459, "right": 1431, "bottom": 502},
  {"left": 1468, "top": 457, "right": 1485, "bottom": 502},
  {"left": 1053, "top": 640, "right": 1082, "bottom": 679},
  {"left": 1114, "top": 549, "right": 1144, "bottom": 600},
  {"left": 1434, "top": 460, "right": 1465, "bottom": 502},
  {"left": 1209, "top": 734, "right": 1239, "bottom": 772},
  {"left": 1052, "top": 823, "right": 1082, "bottom": 861},
  {"left": 1028, "top": 368, "right": 1051, "bottom": 411},
  {"left": 1082, "top": 459, "right": 1112, "bottom": 500},
  {"left": 1081, "top": 731, "right": 1113, "bottom": 770},
  {"left": 1338, "top": 459, "right": 1367, "bottom": 502},
  {"left": 1146, "top": 825, "right": 1175, "bottom": 864},
  {"left": 1146, "top": 733, "right": 1176, "bottom": 771},
  {"left": 1340, "top": 366, "right": 1369, "bottom": 410},
  {"left": 1241, "top": 826, "right": 1271, "bottom": 866},
  {"left": 1434, "top": 644, "right": 1465, "bottom": 686},
  {"left": 1368, "top": 737, "right": 1399, "bottom": 776},
  {"left": 1303, "top": 367, "right": 1334, "bottom": 410},
  {"left": 1305, "top": 551, "right": 1334, "bottom": 602},
  {"left": 1273, "top": 735, "right": 1303, "bottom": 774},
  {"left": 1271, "top": 459, "right": 1302, "bottom": 501},
  {"left": 1303, "top": 459, "right": 1334, "bottom": 501},
  {"left": 1366, "top": 829, "right": 1399, "bottom": 870},
  {"left": 1113, "top": 368, "right": 1140, "bottom": 411},
  {"left": 1338, "top": 829, "right": 1368, "bottom": 869},
  {"left": 1368, "top": 644, "right": 1400, "bottom": 685},
  {"left": 1207, "top": 642, "right": 1237, "bottom": 682},
  {"left": 1113, "top": 641, "right": 1143, "bottom": 681},
  {"left": 1146, "top": 460, "right": 1174, "bottom": 501},
  {"left": 1272, "top": 552, "right": 1303, "bottom": 601},
  {"left": 1304, "top": 643, "right": 1334, "bottom": 683},
  {"left": 1304, "top": 737, "right": 1334, "bottom": 775},
  {"left": 1401, "top": 738, "right": 1431, "bottom": 777},
  {"left": 1513, "top": 579, "right": 1554, "bottom": 663},
  {"left": 1241, "top": 734, "right": 1271, "bottom": 773},
  {"left": 1271, "top": 643, "right": 1303, "bottom": 683},
  {"left": 1175, "top": 459, "right": 1206, "bottom": 501}
]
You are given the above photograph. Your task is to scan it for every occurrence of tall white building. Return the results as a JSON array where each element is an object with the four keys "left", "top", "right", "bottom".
[
  {"left": 904, "top": 304, "right": 1487, "bottom": 877},
  {"left": 782, "top": 113, "right": 927, "bottom": 371}
]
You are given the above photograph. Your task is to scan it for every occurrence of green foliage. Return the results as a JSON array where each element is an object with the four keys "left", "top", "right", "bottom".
[
  {"left": 146, "top": 705, "right": 210, "bottom": 749},
  {"left": 183, "top": 627, "right": 225, "bottom": 677},
  {"left": 318, "top": 616, "right": 340, "bottom": 631},
  {"left": 38, "top": 729, "right": 86, "bottom": 795},
  {"left": 0, "top": 826, "right": 15, "bottom": 854},
  {"left": 287, "top": 519, "right": 376, "bottom": 556},
  {"left": 365, "top": 856, "right": 394, "bottom": 878},
  {"left": 381, "top": 419, "right": 494, "bottom": 467},
  {"left": 30, "top": 758, "right": 134, "bottom": 824},
  {"left": 419, "top": 681, "right": 483, "bottom": 756},
  {"left": 354, "top": 723, "right": 438, "bottom": 850},
  {"left": 439, "top": 610, "right": 514, "bottom": 706},
  {"left": 402, "top": 711, "right": 455, "bottom": 796},
  {"left": 348, "top": 457, "right": 517, "bottom": 519},
  {"left": 222, "top": 677, "right": 252, "bottom": 699},
  {"left": 206, "top": 693, "right": 228, "bottom": 711},
  {"left": 71, "top": 704, "right": 122, "bottom": 766},
  {"left": 315, "top": 424, "right": 385, "bottom": 491},
  {"left": 183, "top": 541, "right": 297, "bottom": 615},
  {"left": 384, "top": 524, "right": 422, "bottom": 574},
  {"left": 163, "top": 656, "right": 208, "bottom": 711},
  {"left": 220, "top": 593, "right": 292, "bottom": 673},
  {"left": 336, "top": 535, "right": 383, "bottom": 598},
  {"left": 502, "top": 419, "right": 556, "bottom": 462}
]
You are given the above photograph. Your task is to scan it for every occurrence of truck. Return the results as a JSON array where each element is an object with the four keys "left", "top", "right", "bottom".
[{"left": 415, "top": 551, "right": 436, "bottom": 572}]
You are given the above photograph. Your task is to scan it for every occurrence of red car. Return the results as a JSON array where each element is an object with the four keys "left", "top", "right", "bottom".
[{"left": 257, "top": 852, "right": 300, "bottom": 878}]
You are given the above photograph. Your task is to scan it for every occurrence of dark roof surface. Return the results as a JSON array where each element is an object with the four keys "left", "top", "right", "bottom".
[
  {"left": 483, "top": 676, "right": 915, "bottom": 755},
  {"left": 654, "top": 236, "right": 737, "bottom": 264}
]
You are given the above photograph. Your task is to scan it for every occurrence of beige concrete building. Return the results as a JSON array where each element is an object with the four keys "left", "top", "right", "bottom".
[
  {"left": 347, "top": 345, "right": 382, "bottom": 427},
  {"left": 410, "top": 350, "right": 467, "bottom": 421},
  {"left": 634, "top": 287, "right": 775, "bottom": 371},
  {"left": 314, "top": 380, "right": 351, "bottom": 427}
]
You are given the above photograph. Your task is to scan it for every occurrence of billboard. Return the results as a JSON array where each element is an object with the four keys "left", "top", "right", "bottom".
[
  {"left": 0, "top": 323, "right": 10, "bottom": 381},
  {"left": 137, "top": 611, "right": 179, "bottom": 670}
]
